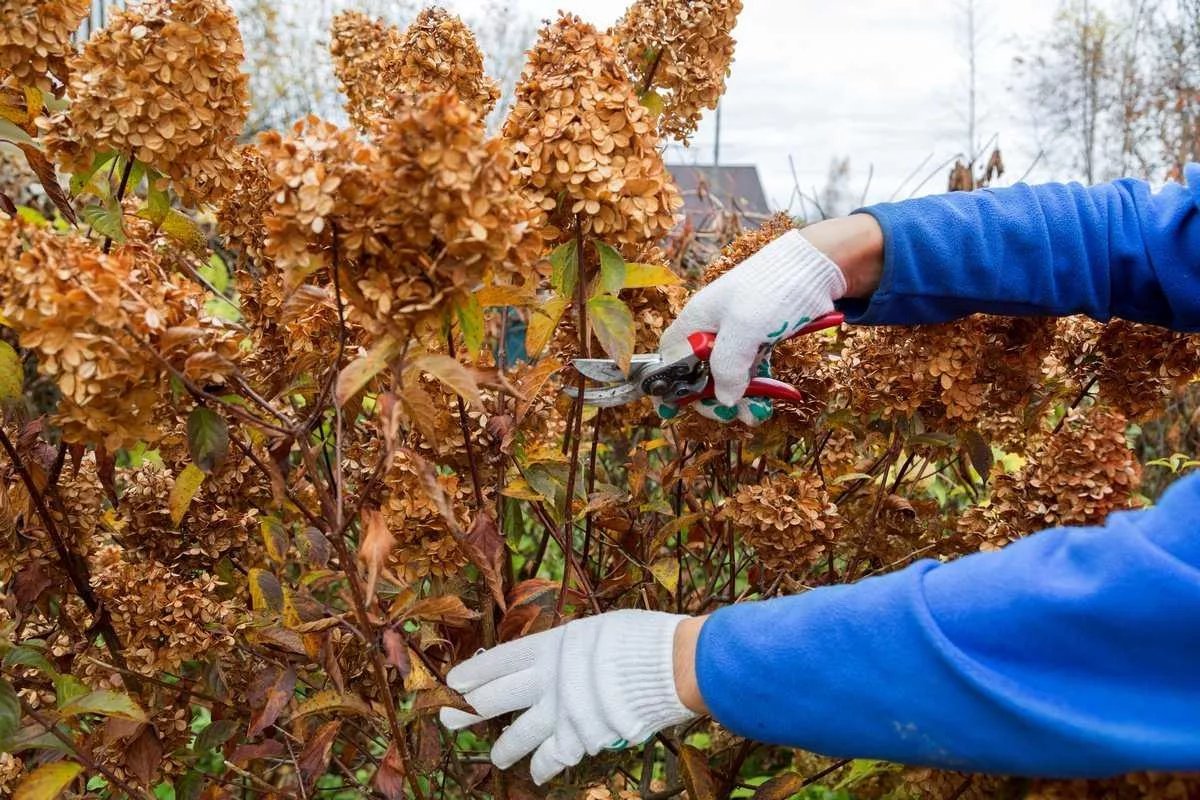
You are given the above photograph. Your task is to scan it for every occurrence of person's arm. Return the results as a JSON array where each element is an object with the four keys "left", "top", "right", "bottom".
[
  {"left": 837, "top": 164, "right": 1200, "bottom": 330},
  {"left": 686, "top": 472, "right": 1200, "bottom": 776}
]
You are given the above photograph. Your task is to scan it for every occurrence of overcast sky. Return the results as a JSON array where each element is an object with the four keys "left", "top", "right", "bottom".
[{"left": 441, "top": 0, "right": 1060, "bottom": 211}]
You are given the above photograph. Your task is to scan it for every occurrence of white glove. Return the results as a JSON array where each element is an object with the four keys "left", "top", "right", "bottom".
[
  {"left": 439, "top": 610, "right": 697, "bottom": 785},
  {"left": 658, "top": 230, "right": 846, "bottom": 425}
]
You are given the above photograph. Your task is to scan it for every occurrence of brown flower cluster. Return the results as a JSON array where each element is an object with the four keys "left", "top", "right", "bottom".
[
  {"left": 216, "top": 144, "right": 272, "bottom": 267},
  {"left": 0, "top": 221, "right": 235, "bottom": 448},
  {"left": 51, "top": 0, "right": 249, "bottom": 205},
  {"left": 722, "top": 471, "right": 841, "bottom": 575},
  {"left": 89, "top": 544, "right": 237, "bottom": 673},
  {"left": 331, "top": 8, "right": 498, "bottom": 131},
  {"left": 1093, "top": 320, "right": 1200, "bottom": 420},
  {"left": 0, "top": 0, "right": 89, "bottom": 90},
  {"left": 961, "top": 406, "right": 1142, "bottom": 550},
  {"left": 612, "top": 0, "right": 743, "bottom": 143},
  {"left": 503, "top": 14, "right": 682, "bottom": 248},
  {"left": 261, "top": 93, "right": 539, "bottom": 335}
]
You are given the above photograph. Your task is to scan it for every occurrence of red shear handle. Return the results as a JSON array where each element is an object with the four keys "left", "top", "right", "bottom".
[
  {"left": 678, "top": 378, "right": 806, "bottom": 407},
  {"left": 684, "top": 311, "right": 845, "bottom": 360}
]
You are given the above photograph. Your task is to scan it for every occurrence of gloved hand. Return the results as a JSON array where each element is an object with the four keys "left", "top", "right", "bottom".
[
  {"left": 657, "top": 229, "right": 846, "bottom": 425},
  {"left": 439, "top": 610, "right": 697, "bottom": 785}
]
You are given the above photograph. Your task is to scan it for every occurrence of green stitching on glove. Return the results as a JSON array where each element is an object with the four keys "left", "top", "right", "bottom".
[
  {"left": 712, "top": 404, "right": 738, "bottom": 422},
  {"left": 606, "top": 738, "right": 630, "bottom": 751},
  {"left": 766, "top": 320, "right": 789, "bottom": 339},
  {"left": 748, "top": 398, "right": 773, "bottom": 422},
  {"left": 656, "top": 402, "right": 679, "bottom": 420},
  {"left": 791, "top": 315, "right": 812, "bottom": 332}
]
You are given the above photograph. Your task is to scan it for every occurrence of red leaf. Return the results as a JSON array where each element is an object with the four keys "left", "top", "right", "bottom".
[
  {"left": 373, "top": 742, "right": 407, "bottom": 800},
  {"left": 230, "top": 738, "right": 287, "bottom": 766},
  {"left": 18, "top": 144, "right": 75, "bottom": 224},
  {"left": 247, "top": 666, "right": 295, "bottom": 738},
  {"left": 382, "top": 628, "right": 411, "bottom": 680},
  {"left": 12, "top": 560, "right": 52, "bottom": 610},
  {"left": 497, "top": 604, "right": 541, "bottom": 642},
  {"left": 0, "top": 190, "right": 14, "bottom": 218},
  {"left": 298, "top": 720, "right": 341, "bottom": 787},
  {"left": 125, "top": 726, "right": 163, "bottom": 786},
  {"left": 464, "top": 511, "right": 506, "bottom": 611}
]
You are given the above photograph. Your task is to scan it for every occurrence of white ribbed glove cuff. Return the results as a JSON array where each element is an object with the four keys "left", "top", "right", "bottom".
[
  {"left": 594, "top": 610, "right": 696, "bottom": 744},
  {"left": 740, "top": 229, "right": 848, "bottom": 305}
]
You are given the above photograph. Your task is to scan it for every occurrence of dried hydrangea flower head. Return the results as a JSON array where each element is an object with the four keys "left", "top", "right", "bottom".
[
  {"left": 52, "top": 0, "right": 249, "bottom": 205},
  {"left": 349, "top": 90, "right": 539, "bottom": 331},
  {"left": 722, "top": 471, "right": 841, "bottom": 576},
  {"left": 262, "top": 95, "right": 538, "bottom": 335},
  {"left": 331, "top": 7, "right": 499, "bottom": 131},
  {"left": 503, "top": 13, "right": 682, "bottom": 247},
  {"left": 0, "top": 220, "right": 233, "bottom": 449},
  {"left": 216, "top": 143, "right": 271, "bottom": 266},
  {"left": 0, "top": 0, "right": 90, "bottom": 91},
  {"left": 330, "top": 10, "right": 407, "bottom": 130},
  {"left": 612, "top": 0, "right": 742, "bottom": 143}
]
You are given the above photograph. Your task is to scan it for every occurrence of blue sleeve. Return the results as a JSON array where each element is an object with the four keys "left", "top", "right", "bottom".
[
  {"left": 695, "top": 473, "right": 1200, "bottom": 776},
  {"left": 839, "top": 164, "right": 1200, "bottom": 331}
]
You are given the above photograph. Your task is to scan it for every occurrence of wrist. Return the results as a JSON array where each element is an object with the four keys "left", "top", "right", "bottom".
[
  {"left": 799, "top": 214, "right": 884, "bottom": 299},
  {"left": 672, "top": 615, "right": 709, "bottom": 715}
]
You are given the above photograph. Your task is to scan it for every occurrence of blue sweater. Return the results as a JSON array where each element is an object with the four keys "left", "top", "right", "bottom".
[{"left": 695, "top": 165, "right": 1200, "bottom": 776}]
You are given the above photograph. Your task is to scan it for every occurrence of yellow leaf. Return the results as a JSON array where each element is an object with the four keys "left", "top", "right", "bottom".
[
  {"left": 23, "top": 86, "right": 43, "bottom": 119},
  {"left": 248, "top": 568, "right": 284, "bottom": 613},
  {"left": 640, "top": 90, "right": 665, "bottom": 118},
  {"left": 477, "top": 284, "right": 537, "bottom": 307},
  {"left": 0, "top": 341, "right": 23, "bottom": 402},
  {"left": 525, "top": 296, "right": 569, "bottom": 358},
  {"left": 412, "top": 354, "right": 482, "bottom": 409},
  {"left": 623, "top": 262, "right": 683, "bottom": 289},
  {"left": 586, "top": 295, "right": 635, "bottom": 374},
  {"left": 59, "top": 690, "right": 147, "bottom": 722},
  {"left": 651, "top": 512, "right": 704, "bottom": 553},
  {"left": 649, "top": 558, "right": 680, "bottom": 595},
  {"left": 452, "top": 291, "right": 485, "bottom": 357},
  {"left": 260, "top": 516, "right": 289, "bottom": 564},
  {"left": 160, "top": 209, "right": 206, "bottom": 250},
  {"left": 404, "top": 652, "right": 437, "bottom": 692},
  {"left": 168, "top": 463, "right": 205, "bottom": 526},
  {"left": 336, "top": 335, "right": 402, "bottom": 407},
  {"left": 501, "top": 477, "right": 546, "bottom": 502},
  {"left": 14, "top": 761, "right": 83, "bottom": 800},
  {"left": 293, "top": 690, "right": 372, "bottom": 720}
]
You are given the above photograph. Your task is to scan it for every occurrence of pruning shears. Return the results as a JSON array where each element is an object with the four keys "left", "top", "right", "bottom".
[{"left": 566, "top": 311, "right": 845, "bottom": 409}]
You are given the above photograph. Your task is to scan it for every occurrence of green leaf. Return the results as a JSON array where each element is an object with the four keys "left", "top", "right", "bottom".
[
  {"left": 586, "top": 295, "right": 635, "bottom": 374},
  {"left": 593, "top": 241, "right": 626, "bottom": 296},
  {"left": 169, "top": 463, "right": 206, "bottom": 526},
  {"left": 623, "top": 262, "right": 683, "bottom": 289},
  {"left": 0, "top": 118, "right": 34, "bottom": 147},
  {"left": 640, "top": 90, "right": 666, "bottom": 119},
  {"left": 336, "top": 334, "right": 402, "bottom": 408},
  {"left": 187, "top": 407, "right": 229, "bottom": 474},
  {"left": 13, "top": 761, "right": 83, "bottom": 800},
  {"left": 53, "top": 675, "right": 88, "bottom": 708},
  {"left": 549, "top": 240, "right": 579, "bottom": 297},
  {"left": 453, "top": 291, "right": 485, "bottom": 356},
  {"left": 69, "top": 151, "right": 117, "bottom": 197},
  {"left": 59, "top": 689, "right": 148, "bottom": 722},
  {"left": 0, "top": 341, "right": 22, "bottom": 403},
  {"left": 143, "top": 181, "right": 171, "bottom": 225},
  {"left": 81, "top": 203, "right": 125, "bottom": 244},
  {"left": 0, "top": 678, "right": 19, "bottom": 743},
  {"left": 4, "top": 645, "right": 57, "bottom": 678},
  {"left": 16, "top": 206, "right": 48, "bottom": 227},
  {"left": 197, "top": 253, "right": 230, "bottom": 294}
]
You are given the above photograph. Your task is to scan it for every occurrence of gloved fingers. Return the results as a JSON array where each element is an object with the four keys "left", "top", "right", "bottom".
[
  {"left": 439, "top": 707, "right": 485, "bottom": 730},
  {"left": 707, "top": 328, "right": 765, "bottom": 406},
  {"left": 529, "top": 737, "right": 571, "bottom": 785},
  {"left": 658, "top": 289, "right": 721, "bottom": 364},
  {"left": 691, "top": 397, "right": 774, "bottom": 426},
  {"left": 445, "top": 631, "right": 549, "bottom": 694},
  {"left": 460, "top": 669, "right": 542, "bottom": 720},
  {"left": 489, "top": 701, "right": 556, "bottom": 770}
]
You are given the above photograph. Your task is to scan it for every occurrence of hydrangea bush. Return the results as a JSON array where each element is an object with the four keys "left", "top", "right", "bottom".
[{"left": 1, "top": 1, "right": 1198, "bottom": 798}]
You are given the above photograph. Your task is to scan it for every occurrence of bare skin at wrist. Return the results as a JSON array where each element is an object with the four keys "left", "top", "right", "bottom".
[
  {"left": 672, "top": 615, "right": 709, "bottom": 715},
  {"left": 799, "top": 213, "right": 885, "bottom": 299}
]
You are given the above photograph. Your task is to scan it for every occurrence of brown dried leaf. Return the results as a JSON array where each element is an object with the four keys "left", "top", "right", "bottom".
[
  {"left": 298, "top": 720, "right": 342, "bottom": 787},
  {"left": 413, "top": 354, "right": 483, "bottom": 409},
  {"left": 374, "top": 742, "right": 407, "bottom": 800},
  {"left": 464, "top": 511, "right": 507, "bottom": 611},
  {"left": 124, "top": 726, "right": 163, "bottom": 787},
  {"left": 358, "top": 508, "right": 395, "bottom": 605},
  {"left": 679, "top": 745, "right": 718, "bottom": 800},
  {"left": 247, "top": 666, "right": 296, "bottom": 738},
  {"left": 17, "top": 144, "right": 75, "bottom": 224},
  {"left": 383, "top": 628, "right": 411, "bottom": 679},
  {"left": 752, "top": 773, "right": 807, "bottom": 800},
  {"left": 404, "top": 595, "right": 480, "bottom": 627}
]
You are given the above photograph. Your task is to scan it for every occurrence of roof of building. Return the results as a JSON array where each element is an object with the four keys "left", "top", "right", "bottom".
[{"left": 667, "top": 164, "right": 772, "bottom": 224}]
